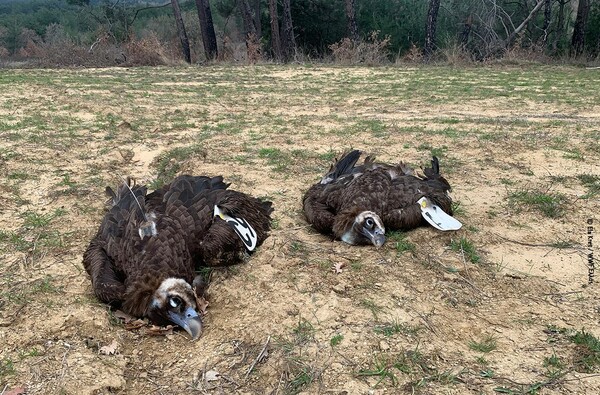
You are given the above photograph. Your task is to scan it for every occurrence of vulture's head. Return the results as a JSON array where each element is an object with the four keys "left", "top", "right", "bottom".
[
  {"left": 147, "top": 278, "right": 203, "bottom": 340},
  {"left": 340, "top": 210, "right": 386, "bottom": 247}
]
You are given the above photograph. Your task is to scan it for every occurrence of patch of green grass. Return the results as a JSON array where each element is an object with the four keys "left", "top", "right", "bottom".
[
  {"left": 19, "top": 347, "right": 42, "bottom": 359},
  {"left": 450, "top": 237, "right": 480, "bottom": 264},
  {"left": 543, "top": 353, "right": 565, "bottom": 380},
  {"left": 387, "top": 231, "right": 415, "bottom": 254},
  {"left": 258, "top": 147, "right": 292, "bottom": 172},
  {"left": 500, "top": 178, "right": 515, "bottom": 186},
  {"left": 0, "top": 230, "right": 32, "bottom": 252},
  {"left": 416, "top": 143, "right": 448, "bottom": 158},
  {"left": 577, "top": 174, "right": 600, "bottom": 198},
  {"left": 413, "top": 369, "right": 461, "bottom": 388},
  {"left": 353, "top": 119, "right": 387, "bottom": 137},
  {"left": 0, "top": 357, "right": 15, "bottom": 379},
  {"left": 151, "top": 144, "right": 206, "bottom": 188},
  {"left": 357, "top": 354, "right": 400, "bottom": 387},
  {"left": 7, "top": 171, "right": 34, "bottom": 180},
  {"left": 451, "top": 201, "right": 464, "bottom": 216},
  {"left": 289, "top": 240, "right": 307, "bottom": 256},
  {"left": 374, "top": 320, "right": 420, "bottom": 337},
  {"left": 507, "top": 188, "right": 566, "bottom": 218},
  {"left": 563, "top": 148, "right": 584, "bottom": 161},
  {"left": 318, "top": 150, "right": 336, "bottom": 162},
  {"left": 494, "top": 383, "right": 547, "bottom": 394},
  {"left": 21, "top": 208, "right": 66, "bottom": 229},
  {"left": 570, "top": 329, "right": 600, "bottom": 372},
  {"left": 330, "top": 334, "right": 344, "bottom": 347},
  {"left": 469, "top": 335, "right": 497, "bottom": 353},
  {"left": 549, "top": 240, "right": 575, "bottom": 249},
  {"left": 293, "top": 317, "right": 315, "bottom": 344},
  {"left": 284, "top": 360, "right": 315, "bottom": 394},
  {"left": 350, "top": 260, "right": 363, "bottom": 271},
  {"left": 360, "top": 299, "right": 383, "bottom": 319},
  {"left": 31, "top": 275, "right": 63, "bottom": 294}
]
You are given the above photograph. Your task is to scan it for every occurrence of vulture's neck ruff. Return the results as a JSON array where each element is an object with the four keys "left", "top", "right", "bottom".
[{"left": 148, "top": 278, "right": 202, "bottom": 340}]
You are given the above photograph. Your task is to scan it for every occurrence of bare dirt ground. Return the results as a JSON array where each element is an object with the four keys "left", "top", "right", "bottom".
[{"left": 1, "top": 65, "right": 599, "bottom": 394}]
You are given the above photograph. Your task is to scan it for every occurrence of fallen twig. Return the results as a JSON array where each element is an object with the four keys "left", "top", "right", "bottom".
[{"left": 245, "top": 335, "right": 271, "bottom": 379}]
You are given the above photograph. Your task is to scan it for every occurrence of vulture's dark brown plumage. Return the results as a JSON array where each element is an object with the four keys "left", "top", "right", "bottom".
[
  {"left": 83, "top": 175, "right": 273, "bottom": 339},
  {"left": 303, "top": 150, "right": 454, "bottom": 246}
]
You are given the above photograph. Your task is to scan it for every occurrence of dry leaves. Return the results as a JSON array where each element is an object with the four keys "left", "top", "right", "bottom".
[
  {"left": 196, "top": 296, "right": 210, "bottom": 315},
  {"left": 143, "top": 325, "right": 174, "bottom": 336},
  {"left": 204, "top": 370, "right": 220, "bottom": 381},
  {"left": 333, "top": 261, "right": 346, "bottom": 274},
  {"left": 4, "top": 387, "right": 27, "bottom": 395},
  {"left": 99, "top": 340, "right": 118, "bottom": 355},
  {"left": 113, "top": 310, "right": 173, "bottom": 337}
]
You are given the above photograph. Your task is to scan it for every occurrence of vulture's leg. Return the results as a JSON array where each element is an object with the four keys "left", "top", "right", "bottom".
[
  {"left": 83, "top": 242, "right": 125, "bottom": 306},
  {"left": 383, "top": 204, "right": 424, "bottom": 231}
]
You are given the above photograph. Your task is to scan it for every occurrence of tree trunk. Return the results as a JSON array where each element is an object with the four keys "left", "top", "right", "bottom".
[
  {"left": 423, "top": 0, "right": 441, "bottom": 61},
  {"left": 541, "top": 0, "right": 551, "bottom": 48},
  {"left": 552, "top": 0, "right": 567, "bottom": 53},
  {"left": 194, "top": 0, "right": 218, "bottom": 60},
  {"left": 253, "top": 0, "right": 262, "bottom": 39},
  {"left": 268, "top": 0, "right": 282, "bottom": 61},
  {"left": 345, "top": 0, "right": 359, "bottom": 42},
  {"left": 170, "top": 0, "right": 191, "bottom": 63},
  {"left": 241, "top": 0, "right": 257, "bottom": 38},
  {"left": 241, "top": 0, "right": 259, "bottom": 62},
  {"left": 280, "top": 0, "right": 295, "bottom": 62},
  {"left": 460, "top": 14, "right": 472, "bottom": 50},
  {"left": 570, "top": 0, "right": 590, "bottom": 57},
  {"left": 506, "top": 0, "right": 545, "bottom": 46}
]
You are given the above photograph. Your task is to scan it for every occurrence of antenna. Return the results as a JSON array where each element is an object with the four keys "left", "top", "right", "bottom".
[
  {"left": 118, "top": 175, "right": 148, "bottom": 221},
  {"left": 116, "top": 175, "right": 158, "bottom": 239}
]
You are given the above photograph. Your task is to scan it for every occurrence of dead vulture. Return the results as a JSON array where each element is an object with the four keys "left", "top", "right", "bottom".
[
  {"left": 303, "top": 150, "right": 459, "bottom": 247},
  {"left": 83, "top": 175, "right": 273, "bottom": 339}
]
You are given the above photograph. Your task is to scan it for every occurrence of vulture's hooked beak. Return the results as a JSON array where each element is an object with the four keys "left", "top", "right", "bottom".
[
  {"left": 365, "top": 227, "right": 386, "bottom": 248},
  {"left": 169, "top": 306, "right": 202, "bottom": 340}
]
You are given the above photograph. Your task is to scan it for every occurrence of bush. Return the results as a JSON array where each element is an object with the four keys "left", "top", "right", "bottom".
[
  {"left": 329, "top": 31, "right": 391, "bottom": 65},
  {"left": 9, "top": 25, "right": 174, "bottom": 68}
]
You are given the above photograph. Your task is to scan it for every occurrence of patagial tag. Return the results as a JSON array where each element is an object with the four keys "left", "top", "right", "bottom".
[
  {"left": 417, "top": 197, "right": 462, "bottom": 231},
  {"left": 213, "top": 205, "right": 258, "bottom": 251}
]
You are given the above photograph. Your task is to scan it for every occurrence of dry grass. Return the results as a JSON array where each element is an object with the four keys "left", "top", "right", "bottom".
[{"left": 0, "top": 65, "right": 599, "bottom": 394}]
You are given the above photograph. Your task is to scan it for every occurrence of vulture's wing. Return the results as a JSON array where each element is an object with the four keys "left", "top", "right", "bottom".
[
  {"left": 383, "top": 157, "right": 453, "bottom": 230},
  {"left": 83, "top": 181, "right": 148, "bottom": 306},
  {"left": 303, "top": 150, "right": 365, "bottom": 234},
  {"left": 199, "top": 190, "right": 273, "bottom": 266}
]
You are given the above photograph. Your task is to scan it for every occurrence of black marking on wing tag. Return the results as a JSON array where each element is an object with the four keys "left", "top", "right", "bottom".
[
  {"left": 425, "top": 212, "right": 442, "bottom": 227},
  {"left": 224, "top": 215, "right": 257, "bottom": 251}
]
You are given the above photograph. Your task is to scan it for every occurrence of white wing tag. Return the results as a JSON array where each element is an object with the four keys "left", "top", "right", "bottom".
[
  {"left": 213, "top": 205, "right": 258, "bottom": 251},
  {"left": 417, "top": 197, "right": 462, "bottom": 231}
]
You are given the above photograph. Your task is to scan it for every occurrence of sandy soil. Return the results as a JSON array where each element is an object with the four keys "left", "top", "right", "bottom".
[{"left": 0, "top": 65, "right": 599, "bottom": 395}]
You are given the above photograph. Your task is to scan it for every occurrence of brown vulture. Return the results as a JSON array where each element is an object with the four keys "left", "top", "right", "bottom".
[
  {"left": 83, "top": 175, "right": 273, "bottom": 339},
  {"left": 303, "top": 150, "right": 460, "bottom": 247}
]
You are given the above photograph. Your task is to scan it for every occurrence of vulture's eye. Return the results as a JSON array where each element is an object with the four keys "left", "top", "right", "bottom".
[
  {"left": 169, "top": 296, "right": 182, "bottom": 308},
  {"left": 365, "top": 218, "right": 374, "bottom": 228}
]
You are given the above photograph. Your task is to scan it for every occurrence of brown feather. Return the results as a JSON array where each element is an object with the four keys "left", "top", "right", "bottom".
[
  {"left": 83, "top": 174, "right": 273, "bottom": 323},
  {"left": 303, "top": 150, "right": 455, "bottom": 243}
]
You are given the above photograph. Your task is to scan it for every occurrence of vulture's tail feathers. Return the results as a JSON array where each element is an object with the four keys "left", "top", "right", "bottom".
[
  {"left": 260, "top": 200, "right": 274, "bottom": 215},
  {"left": 423, "top": 157, "right": 452, "bottom": 192},
  {"left": 210, "top": 176, "right": 230, "bottom": 191},
  {"left": 321, "top": 149, "right": 361, "bottom": 184},
  {"left": 105, "top": 186, "right": 117, "bottom": 206}
]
